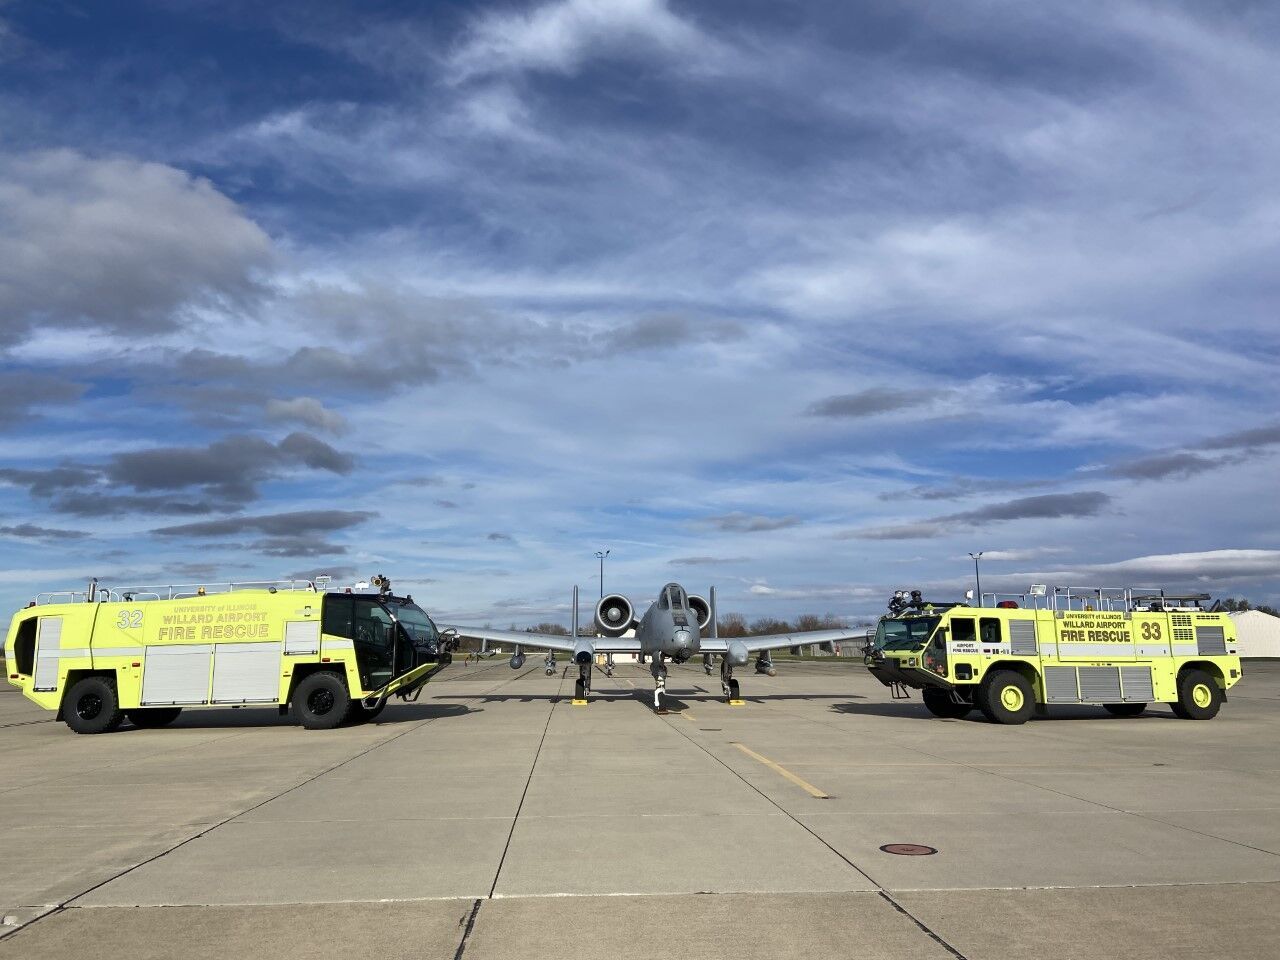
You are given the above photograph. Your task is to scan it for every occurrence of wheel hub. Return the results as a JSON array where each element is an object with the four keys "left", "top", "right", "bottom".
[
  {"left": 309, "top": 689, "right": 335, "bottom": 714},
  {"left": 77, "top": 695, "right": 103, "bottom": 720},
  {"left": 1000, "top": 685, "right": 1024, "bottom": 711},
  {"left": 1192, "top": 683, "right": 1212, "bottom": 708}
]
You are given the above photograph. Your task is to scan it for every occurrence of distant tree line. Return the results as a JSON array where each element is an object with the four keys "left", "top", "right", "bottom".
[
  {"left": 509, "top": 615, "right": 849, "bottom": 637},
  {"left": 1213, "top": 598, "right": 1280, "bottom": 617},
  {"left": 716, "top": 613, "right": 846, "bottom": 637}
]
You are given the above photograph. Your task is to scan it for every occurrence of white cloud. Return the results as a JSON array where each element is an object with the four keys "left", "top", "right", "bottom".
[
  {"left": 0, "top": 150, "right": 274, "bottom": 344},
  {"left": 449, "top": 0, "right": 721, "bottom": 80},
  {"left": 265, "top": 397, "right": 348, "bottom": 435}
]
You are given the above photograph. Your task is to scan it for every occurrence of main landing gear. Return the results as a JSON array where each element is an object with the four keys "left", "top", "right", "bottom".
[
  {"left": 651, "top": 655, "right": 669, "bottom": 711},
  {"left": 720, "top": 656, "right": 741, "bottom": 703},
  {"left": 703, "top": 653, "right": 714, "bottom": 676}
]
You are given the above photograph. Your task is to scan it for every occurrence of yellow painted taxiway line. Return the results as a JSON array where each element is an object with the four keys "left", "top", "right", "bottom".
[
  {"left": 731, "top": 742, "right": 829, "bottom": 799},
  {"left": 680, "top": 712, "right": 697, "bottom": 722}
]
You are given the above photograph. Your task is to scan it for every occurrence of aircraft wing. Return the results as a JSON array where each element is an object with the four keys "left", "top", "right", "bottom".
[
  {"left": 440, "top": 625, "right": 642, "bottom": 654},
  {"left": 699, "top": 627, "right": 859, "bottom": 654}
]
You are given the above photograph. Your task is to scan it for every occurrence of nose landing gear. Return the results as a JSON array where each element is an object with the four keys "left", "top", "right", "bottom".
[
  {"left": 574, "top": 661, "right": 592, "bottom": 702},
  {"left": 651, "top": 656, "right": 669, "bottom": 712}
]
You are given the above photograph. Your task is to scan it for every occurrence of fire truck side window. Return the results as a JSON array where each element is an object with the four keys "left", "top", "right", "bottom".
[
  {"left": 979, "top": 618, "right": 1002, "bottom": 644},
  {"left": 322, "top": 595, "right": 354, "bottom": 639},
  {"left": 352, "top": 599, "right": 396, "bottom": 688},
  {"left": 13, "top": 616, "right": 36, "bottom": 674},
  {"left": 950, "top": 618, "right": 976, "bottom": 644}
]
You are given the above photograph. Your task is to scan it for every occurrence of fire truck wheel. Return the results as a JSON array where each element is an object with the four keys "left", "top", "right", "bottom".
[
  {"left": 1102, "top": 703, "right": 1146, "bottom": 718},
  {"left": 1172, "top": 669, "right": 1222, "bottom": 720},
  {"left": 977, "top": 670, "right": 1034, "bottom": 725},
  {"left": 63, "top": 676, "right": 126, "bottom": 734},
  {"left": 293, "top": 672, "right": 354, "bottom": 730},
  {"left": 126, "top": 708, "right": 183, "bottom": 728},
  {"left": 922, "top": 688, "right": 971, "bottom": 719}
]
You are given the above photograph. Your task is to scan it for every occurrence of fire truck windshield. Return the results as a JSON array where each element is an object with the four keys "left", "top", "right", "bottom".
[
  {"left": 385, "top": 599, "right": 439, "bottom": 649},
  {"left": 874, "top": 616, "right": 941, "bottom": 652}
]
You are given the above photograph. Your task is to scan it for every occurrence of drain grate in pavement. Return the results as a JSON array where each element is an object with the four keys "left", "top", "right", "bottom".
[{"left": 880, "top": 843, "right": 938, "bottom": 856}]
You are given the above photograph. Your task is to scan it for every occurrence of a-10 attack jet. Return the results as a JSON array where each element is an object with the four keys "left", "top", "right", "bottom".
[{"left": 443, "top": 583, "right": 857, "bottom": 710}]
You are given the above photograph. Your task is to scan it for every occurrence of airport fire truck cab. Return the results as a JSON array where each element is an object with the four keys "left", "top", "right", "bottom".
[
  {"left": 865, "top": 585, "right": 1241, "bottom": 724},
  {"left": 4, "top": 574, "right": 455, "bottom": 733}
]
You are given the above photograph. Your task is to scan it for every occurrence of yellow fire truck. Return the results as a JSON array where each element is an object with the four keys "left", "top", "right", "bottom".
[
  {"left": 4, "top": 575, "right": 454, "bottom": 733},
  {"left": 865, "top": 586, "right": 1241, "bottom": 723}
]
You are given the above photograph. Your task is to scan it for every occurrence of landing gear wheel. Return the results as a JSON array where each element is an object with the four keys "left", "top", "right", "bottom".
[
  {"left": 293, "top": 672, "right": 353, "bottom": 730},
  {"left": 723, "top": 678, "right": 740, "bottom": 703},
  {"left": 1103, "top": 703, "right": 1146, "bottom": 718},
  {"left": 63, "top": 676, "right": 125, "bottom": 734},
  {"left": 126, "top": 707, "right": 182, "bottom": 728},
  {"left": 976, "top": 670, "right": 1034, "bottom": 725},
  {"left": 1172, "top": 670, "right": 1222, "bottom": 720},
  {"left": 922, "top": 688, "right": 971, "bottom": 719},
  {"left": 575, "top": 678, "right": 587, "bottom": 699},
  {"left": 350, "top": 700, "right": 386, "bottom": 723}
]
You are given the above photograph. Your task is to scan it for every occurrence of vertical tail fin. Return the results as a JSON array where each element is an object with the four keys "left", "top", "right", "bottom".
[
  {"left": 709, "top": 585, "right": 718, "bottom": 640},
  {"left": 571, "top": 585, "right": 579, "bottom": 638}
]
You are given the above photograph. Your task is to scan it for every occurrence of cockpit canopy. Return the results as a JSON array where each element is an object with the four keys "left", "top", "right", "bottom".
[{"left": 659, "top": 583, "right": 687, "bottom": 610}]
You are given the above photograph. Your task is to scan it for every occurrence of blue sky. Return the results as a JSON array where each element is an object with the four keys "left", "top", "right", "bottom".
[{"left": 1, "top": 0, "right": 1278, "bottom": 624}]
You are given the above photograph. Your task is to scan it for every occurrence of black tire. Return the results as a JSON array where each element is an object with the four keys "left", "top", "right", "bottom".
[
  {"left": 63, "top": 676, "right": 125, "bottom": 734},
  {"left": 976, "top": 670, "right": 1035, "bottom": 725},
  {"left": 349, "top": 700, "right": 386, "bottom": 723},
  {"left": 922, "top": 687, "right": 972, "bottom": 719},
  {"left": 126, "top": 707, "right": 182, "bottom": 728},
  {"left": 1103, "top": 703, "right": 1146, "bottom": 718},
  {"left": 1171, "top": 669, "right": 1222, "bottom": 720},
  {"left": 293, "top": 672, "right": 353, "bottom": 730}
]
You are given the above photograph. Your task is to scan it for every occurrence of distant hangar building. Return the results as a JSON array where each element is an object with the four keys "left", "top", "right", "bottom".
[{"left": 1229, "top": 610, "right": 1280, "bottom": 658}]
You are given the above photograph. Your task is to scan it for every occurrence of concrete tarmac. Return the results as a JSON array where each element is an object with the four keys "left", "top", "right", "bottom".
[{"left": 1, "top": 659, "right": 1278, "bottom": 958}]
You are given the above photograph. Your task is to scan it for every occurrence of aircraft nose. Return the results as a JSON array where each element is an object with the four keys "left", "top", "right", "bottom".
[{"left": 674, "top": 628, "right": 693, "bottom": 650}]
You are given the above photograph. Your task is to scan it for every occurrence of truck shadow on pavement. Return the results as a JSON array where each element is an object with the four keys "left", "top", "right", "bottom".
[
  {"left": 831, "top": 701, "right": 1184, "bottom": 721},
  {"left": 143, "top": 702, "right": 477, "bottom": 730}
]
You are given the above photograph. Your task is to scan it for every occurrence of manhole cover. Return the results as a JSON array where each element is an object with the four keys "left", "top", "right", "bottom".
[{"left": 879, "top": 843, "right": 938, "bottom": 856}]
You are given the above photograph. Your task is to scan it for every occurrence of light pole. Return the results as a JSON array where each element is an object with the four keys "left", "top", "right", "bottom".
[
  {"left": 969, "top": 551, "right": 984, "bottom": 607},
  {"left": 595, "top": 549, "right": 610, "bottom": 598}
]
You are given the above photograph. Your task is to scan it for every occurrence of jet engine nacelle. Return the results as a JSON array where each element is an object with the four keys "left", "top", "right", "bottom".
[
  {"left": 595, "top": 594, "right": 635, "bottom": 637},
  {"left": 687, "top": 594, "right": 712, "bottom": 631}
]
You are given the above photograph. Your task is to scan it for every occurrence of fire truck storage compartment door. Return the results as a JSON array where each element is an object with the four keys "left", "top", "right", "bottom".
[
  {"left": 284, "top": 620, "right": 320, "bottom": 656},
  {"left": 1078, "top": 666, "right": 1122, "bottom": 702},
  {"left": 1044, "top": 666, "right": 1079, "bottom": 702},
  {"left": 1008, "top": 619, "right": 1039, "bottom": 656},
  {"left": 1195, "top": 626, "right": 1227, "bottom": 657},
  {"left": 212, "top": 642, "right": 283, "bottom": 703},
  {"left": 142, "top": 644, "right": 213, "bottom": 704},
  {"left": 33, "top": 616, "right": 63, "bottom": 692},
  {"left": 1120, "top": 665, "right": 1154, "bottom": 702}
]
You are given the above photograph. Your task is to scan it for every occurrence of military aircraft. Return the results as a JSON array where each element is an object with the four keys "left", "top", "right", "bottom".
[{"left": 443, "top": 583, "right": 857, "bottom": 710}]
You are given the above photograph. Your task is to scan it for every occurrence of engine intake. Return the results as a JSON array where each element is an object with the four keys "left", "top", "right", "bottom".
[
  {"left": 595, "top": 594, "right": 634, "bottom": 637},
  {"left": 687, "top": 594, "right": 712, "bottom": 631}
]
